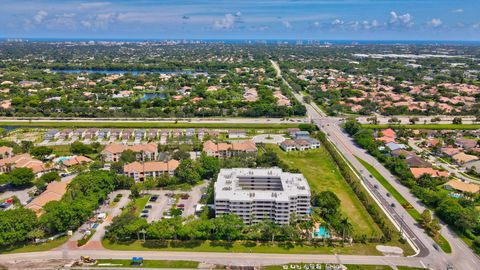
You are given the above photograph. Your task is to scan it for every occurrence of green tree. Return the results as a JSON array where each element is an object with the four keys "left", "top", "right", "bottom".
[
  {"left": 120, "top": 149, "right": 137, "bottom": 163},
  {"left": 20, "top": 140, "right": 34, "bottom": 153},
  {"left": 197, "top": 154, "right": 220, "bottom": 179},
  {"left": 30, "top": 146, "right": 53, "bottom": 159},
  {"left": 70, "top": 141, "right": 93, "bottom": 155},
  {"left": 452, "top": 117, "right": 462, "bottom": 125},
  {"left": 172, "top": 149, "right": 190, "bottom": 160},
  {"left": 0, "top": 208, "right": 38, "bottom": 246},
  {"left": 40, "top": 171, "right": 60, "bottom": 183},
  {"left": 420, "top": 209, "right": 432, "bottom": 228},
  {"left": 9, "top": 167, "right": 35, "bottom": 187},
  {"left": 175, "top": 159, "right": 201, "bottom": 184},
  {"left": 212, "top": 214, "right": 243, "bottom": 241}
]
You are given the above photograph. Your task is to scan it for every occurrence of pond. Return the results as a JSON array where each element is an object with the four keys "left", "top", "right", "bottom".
[{"left": 140, "top": 92, "right": 167, "bottom": 101}]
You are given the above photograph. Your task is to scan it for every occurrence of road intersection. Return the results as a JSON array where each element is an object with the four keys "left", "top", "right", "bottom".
[{"left": 0, "top": 62, "right": 478, "bottom": 269}]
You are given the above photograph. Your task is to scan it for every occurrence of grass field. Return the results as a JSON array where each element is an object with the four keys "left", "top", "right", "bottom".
[
  {"left": 103, "top": 239, "right": 381, "bottom": 255},
  {"left": 0, "top": 236, "right": 69, "bottom": 254},
  {"left": 0, "top": 121, "right": 299, "bottom": 129},
  {"left": 355, "top": 156, "right": 452, "bottom": 254},
  {"left": 363, "top": 124, "right": 480, "bottom": 130},
  {"left": 266, "top": 144, "right": 381, "bottom": 237},
  {"left": 95, "top": 259, "right": 199, "bottom": 268}
]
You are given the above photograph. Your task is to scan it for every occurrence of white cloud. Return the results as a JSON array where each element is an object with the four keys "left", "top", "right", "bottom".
[
  {"left": 81, "top": 13, "right": 116, "bottom": 30},
  {"left": 34, "top": 10, "right": 48, "bottom": 24},
  {"left": 389, "top": 11, "right": 413, "bottom": 27},
  {"left": 451, "top": 9, "right": 463, "bottom": 13},
  {"left": 47, "top": 13, "right": 77, "bottom": 30},
  {"left": 331, "top": 19, "right": 344, "bottom": 26},
  {"left": 79, "top": 2, "right": 111, "bottom": 9},
  {"left": 213, "top": 13, "right": 236, "bottom": 30},
  {"left": 282, "top": 20, "right": 292, "bottom": 29},
  {"left": 428, "top": 18, "right": 442, "bottom": 27}
]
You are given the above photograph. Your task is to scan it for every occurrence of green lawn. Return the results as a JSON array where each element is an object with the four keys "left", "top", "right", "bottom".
[
  {"left": 132, "top": 195, "right": 152, "bottom": 216},
  {"left": 0, "top": 236, "right": 69, "bottom": 254},
  {"left": 95, "top": 259, "right": 199, "bottom": 268},
  {"left": 267, "top": 145, "right": 381, "bottom": 237},
  {"left": 363, "top": 124, "right": 480, "bottom": 130},
  {"left": 48, "top": 144, "right": 72, "bottom": 156},
  {"left": 0, "top": 121, "right": 299, "bottom": 130},
  {"left": 103, "top": 239, "right": 381, "bottom": 255},
  {"left": 355, "top": 156, "right": 452, "bottom": 254}
]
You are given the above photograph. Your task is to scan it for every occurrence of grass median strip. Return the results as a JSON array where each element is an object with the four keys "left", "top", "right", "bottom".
[
  {"left": 0, "top": 121, "right": 299, "bottom": 129},
  {"left": 355, "top": 156, "right": 452, "bottom": 254},
  {"left": 95, "top": 259, "right": 199, "bottom": 268}
]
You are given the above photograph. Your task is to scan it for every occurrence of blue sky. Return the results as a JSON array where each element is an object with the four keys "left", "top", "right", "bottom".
[{"left": 1, "top": 0, "right": 479, "bottom": 40}]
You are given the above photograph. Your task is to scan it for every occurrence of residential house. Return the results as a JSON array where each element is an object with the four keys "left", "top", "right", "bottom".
[
  {"left": 97, "top": 129, "right": 111, "bottom": 140},
  {"left": 465, "top": 160, "right": 480, "bottom": 174},
  {"left": 292, "top": 131, "right": 310, "bottom": 140},
  {"left": 287, "top": 128, "right": 301, "bottom": 137},
  {"left": 147, "top": 129, "right": 158, "bottom": 140},
  {"left": 440, "top": 147, "right": 461, "bottom": 157},
  {"left": 0, "top": 146, "right": 13, "bottom": 159},
  {"left": 122, "top": 129, "right": 134, "bottom": 140},
  {"left": 444, "top": 179, "right": 480, "bottom": 194},
  {"left": 385, "top": 142, "right": 407, "bottom": 151},
  {"left": 72, "top": 129, "right": 86, "bottom": 139},
  {"left": 110, "top": 129, "right": 122, "bottom": 140},
  {"left": 391, "top": 149, "right": 415, "bottom": 158},
  {"left": 377, "top": 128, "right": 396, "bottom": 143},
  {"left": 185, "top": 128, "right": 195, "bottom": 138},
  {"left": 44, "top": 129, "right": 60, "bottom": 141},
  {"left": 83, "top": 128, "right": 98, "bottom": 140},
  {"left": 134, "top": 129, "right": 146, "bottom": 141},
  {"left": 451, "top": 152, "right": 479, "bottom": 165},
  {"left": 410, "top": 168, "right": 449, "bottom": 179},
  {"left": 280, "top": 140, "right": 297, "bottom": 152},
  {"left": 123, "top": 160, "right": 180, "bottom": 181},
  {"left": 405, "top": 155, "right": 432, "bottom": 168},
  {"left": 203, "top": 140, "right": 257, "bottom": 158},
  {"left": 59, "top": 129, "right": 73, "bottom": 140},
  {"left": 455, "top": 138, "right": 478, "bottom": 150}
]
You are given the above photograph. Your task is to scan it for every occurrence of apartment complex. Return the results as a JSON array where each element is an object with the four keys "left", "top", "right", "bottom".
[
  {"left": 214, "top": 168, "right": 311, "bottom": 225},
  {"left": 101, "top": 143, "right": 158, "bottom": 162},
  {"left": 203, "top": 140, "right": 257, "bottom": 158},
  {"left": 123, "top": 159, "right": 179, "bottom": 181}
]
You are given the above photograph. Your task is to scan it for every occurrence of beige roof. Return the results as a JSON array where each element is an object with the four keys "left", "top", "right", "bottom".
[
  {"left": 0, "top": 146, "right": 13, "bottom": 155},
  {"left": 123, "top": 160, "right": 179, "bottom": 173},
  {"left": 452, "top": 152, "right": 479, "bottom": 164},
  {"left": 102, "top": 143, "right": 158, "bottom": 155},
  {"left": 410, "top": 168, "right": 449, "bottom": 179},
  {"left": 26, "top": 180, "right": 71, "bottom": 215},
  {"left": 445, "top": 179, "right": 480, "bottom": 193},
  {"left": 203, "top": 140, "right": 257, "bottom": 153},
  {"left": 0, "top": 153, "right": 47, "bottom": 173},
  {"left": 62, "top": 156, "right": 93, "bottom": 167}
]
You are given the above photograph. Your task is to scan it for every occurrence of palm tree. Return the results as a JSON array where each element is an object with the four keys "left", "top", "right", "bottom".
[{"left": 339, "top": 218, "right": 353, "bottom": 246}]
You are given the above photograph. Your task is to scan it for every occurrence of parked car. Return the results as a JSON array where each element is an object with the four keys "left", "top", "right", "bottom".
[
  {"left": 177, "top": 204, "right": 185, "bottom": 208},
  {"left": 141, "top": 209, "right": 149, "bottom": 214},
  {"left": 149, "top": 196, "right": 158, "bottom": 202},
  {"left": 180, "top": 194, "right": 189, "bottom": 199},
  {"left": 145, "top": 204, "right": 153, "bottom": 209},
  {"left": 140, "top": 214, "right": 148, "bottom": 218}
]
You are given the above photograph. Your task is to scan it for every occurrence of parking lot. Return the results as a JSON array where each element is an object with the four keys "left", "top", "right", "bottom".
[{"left": 139, "top": 181, "right": 209, "bottom": 222}]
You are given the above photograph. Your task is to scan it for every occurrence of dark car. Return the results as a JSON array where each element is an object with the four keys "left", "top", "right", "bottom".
[
  {"left": 149, "top": 196, "right": 158, "bottom": 202},
  {"left": 386, "top": 193, "right": 391, "bottom": 197},
  {"left": 145, "top": 204, "right": 153, "bottom": 209},
  {"left": 140, "top": 214, "right": 148, "bottom": 218},
  {"left": 177, "top": 204, "right": 185, "bottom": 208},
  {"left": 141, "top": 209, "right": 149, "bottom": 214},
  {"left": 390, "top": 203, "right": 395, "bottom": 208}
]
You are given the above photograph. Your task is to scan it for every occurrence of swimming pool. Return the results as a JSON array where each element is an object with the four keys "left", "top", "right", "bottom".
[{"left": 315, "top": 227, "right": 331, "bottom": 238}]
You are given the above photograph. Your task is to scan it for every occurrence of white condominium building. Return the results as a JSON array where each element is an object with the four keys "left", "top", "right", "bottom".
[{"left": 214, "top": 168, "right": 311, "bottom": 225}]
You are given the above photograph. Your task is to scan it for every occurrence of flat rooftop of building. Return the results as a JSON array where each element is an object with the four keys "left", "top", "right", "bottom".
[{"left": 215, "top": 167, "right": 310, "bottom": 202}]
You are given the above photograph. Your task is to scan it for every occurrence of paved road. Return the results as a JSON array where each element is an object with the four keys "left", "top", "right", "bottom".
[
  {"left": 273, "top": 59, "right": 480, "bottom": 270},
  {"left": 357, "top": 115, "right": 479, "bottom": 125}
]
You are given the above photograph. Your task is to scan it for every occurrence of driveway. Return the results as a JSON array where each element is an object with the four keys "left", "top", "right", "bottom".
[{"left": 252, "top": 134, "right": 286, "bottom": 144}]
